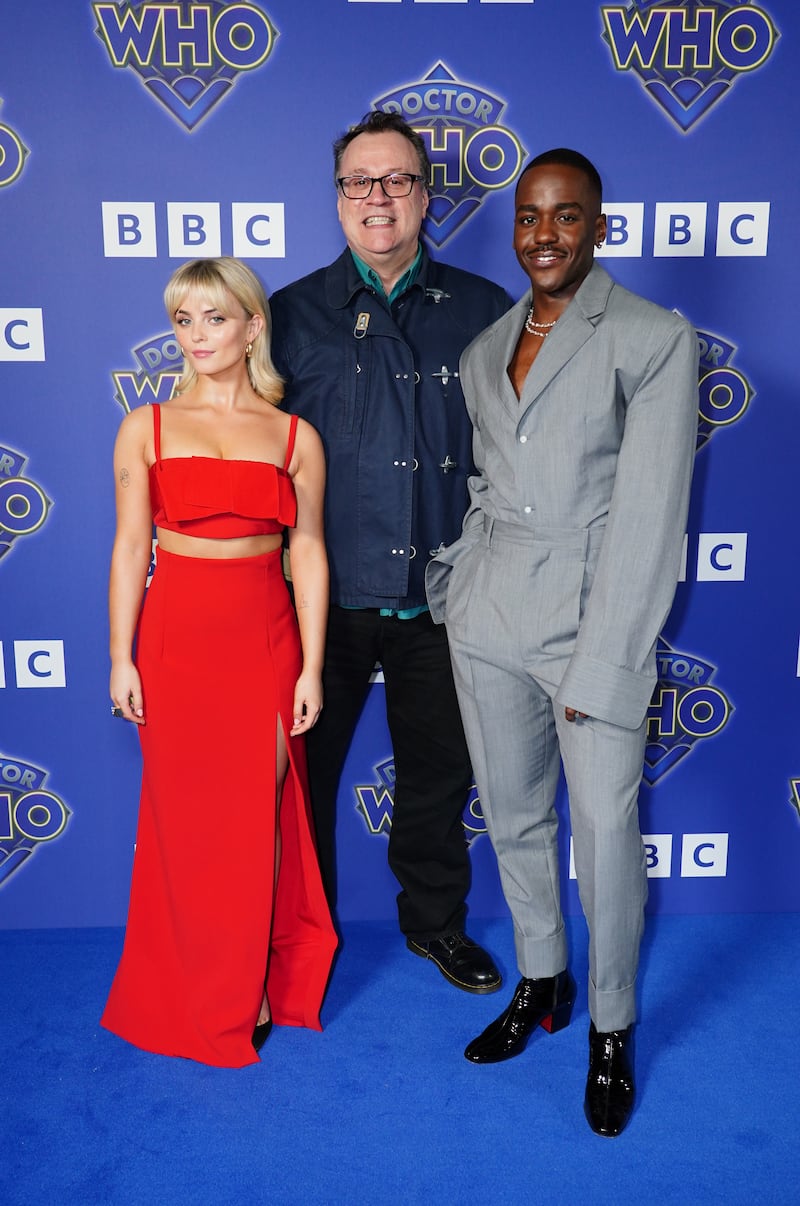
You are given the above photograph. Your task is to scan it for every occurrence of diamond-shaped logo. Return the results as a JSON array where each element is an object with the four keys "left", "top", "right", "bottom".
[
  {"left": 601, "top": 1, "right": 779, "bottom": 133},
  {"left": 94, "top": 1, "right": 279, "bottom": 132},
  {"left": 373, "top": 63, "right": 525, "bottom": 247}
]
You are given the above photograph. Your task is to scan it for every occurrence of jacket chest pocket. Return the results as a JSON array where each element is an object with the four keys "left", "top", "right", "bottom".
[{"left": 340, "top": 343, "right": 370, "bottom": 437}]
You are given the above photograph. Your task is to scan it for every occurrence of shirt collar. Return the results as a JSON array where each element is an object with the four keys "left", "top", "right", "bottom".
[{"left": 349, "top": 244, "right": 423, "bottom": 304}]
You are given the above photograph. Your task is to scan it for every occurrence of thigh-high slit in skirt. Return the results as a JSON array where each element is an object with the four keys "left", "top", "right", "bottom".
[{"left": 101, "top": 546, "right": 337, "bottom": 1067}]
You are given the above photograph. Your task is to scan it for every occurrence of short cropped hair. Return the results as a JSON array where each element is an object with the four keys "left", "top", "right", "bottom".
[
  {"left": 519, "top": 148, "right": 603, "bottom": 205},
  {"left": 333, "top": 110, "right": 431, "bottom": 187}
]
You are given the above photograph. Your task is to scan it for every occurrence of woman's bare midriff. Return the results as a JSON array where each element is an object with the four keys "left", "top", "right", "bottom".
[{"left": 155, "top": 528, "right": 284, "bottom": 559}]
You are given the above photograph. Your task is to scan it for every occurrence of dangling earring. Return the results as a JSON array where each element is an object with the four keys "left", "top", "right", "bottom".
[{"left": 245, "top": 341, "right": 253, "bottom": 358}]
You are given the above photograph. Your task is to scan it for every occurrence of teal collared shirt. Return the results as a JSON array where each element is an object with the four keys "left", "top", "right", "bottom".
[
  {"left": 346, "top": 246, "right": 428, "bottom": 621},
  {"left": 350, "top": 244, "right": 423, "bottom": 305}
]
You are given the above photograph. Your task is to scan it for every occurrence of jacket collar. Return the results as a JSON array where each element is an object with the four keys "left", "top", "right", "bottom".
[{"left": 487, "top": 262, "right": 615, "bottom": 422}]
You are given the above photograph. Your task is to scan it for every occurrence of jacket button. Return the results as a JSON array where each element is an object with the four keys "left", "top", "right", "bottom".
[{"left": 519, "top": 435, "right": 528, "bottom": 444}]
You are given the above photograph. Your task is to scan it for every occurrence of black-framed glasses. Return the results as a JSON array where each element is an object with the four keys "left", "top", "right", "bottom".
[{"left": 337, "top": 173, "right": 424, "bottom": 200}]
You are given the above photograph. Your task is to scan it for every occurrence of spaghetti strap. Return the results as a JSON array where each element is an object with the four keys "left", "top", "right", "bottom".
[
  {"left": 283, "top": 414, "right": 298, "bottom": 471},
  {"left": 151, "top": 403, "right": 162, "bottom": 464}
]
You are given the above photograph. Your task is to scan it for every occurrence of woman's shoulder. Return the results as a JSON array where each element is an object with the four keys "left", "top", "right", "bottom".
[{"left": 117, "top": 402, "right": 155, "bottom": 440}]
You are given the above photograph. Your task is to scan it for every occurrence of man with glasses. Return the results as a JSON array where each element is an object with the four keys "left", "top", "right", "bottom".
[{"left": 270, "top": 111, "right": 510, "bottom": 993}]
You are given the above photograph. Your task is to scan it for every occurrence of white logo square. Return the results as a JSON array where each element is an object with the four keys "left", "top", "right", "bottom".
[
  {"left": 654, "top": 203, "right": 707, "bottom": 257},
  {"left": 696, "top": 533, "right": 747, "bottom": 581},
  {"left": 642, "top": 834, "right": 673, "bottom": 878},
  {"left": 596, "top": 204, "right": 644, "bottom": 258},
  {"left": 102, "top": 202, "right": 157, "bottom": 257},
  {"left": 167, "top": 203, "right": 221, "bottom": 257},
  {"left": 0, "top": 309, "right": 45, "bottom": 361},
  {"left": 232, "top": 203, "right": 285, "bottom": 258},
  {"left": 716, "top": 203, "right": 770, "bottom": 257},
  {"left": 681, "top": 833, "right": 729, "bottom": 877},
  {"left": 14, "top": 640, "right": 67, "bottom": 688}
]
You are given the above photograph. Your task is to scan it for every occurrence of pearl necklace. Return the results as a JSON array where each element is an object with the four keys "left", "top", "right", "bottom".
[{"left": 525, "top": 307, "right": 558, "bottom": 338}]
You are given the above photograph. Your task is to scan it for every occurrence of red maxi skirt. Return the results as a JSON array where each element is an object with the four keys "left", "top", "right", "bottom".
[{"left": 101, "top": 547, "right": 337, "bottom": 1067}]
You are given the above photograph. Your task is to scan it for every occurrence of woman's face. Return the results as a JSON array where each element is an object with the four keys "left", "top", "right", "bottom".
[{"left": 172, "top": 287, "right": 261, "bottom": 377}]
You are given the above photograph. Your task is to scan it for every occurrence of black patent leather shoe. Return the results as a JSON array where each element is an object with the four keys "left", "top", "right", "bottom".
[
  {"left": 584, "top": 1022, "right": 635, "bottom": 1137},
  {"left": 252, "top": 1018, "right": 273, "bottom": 1053},
  {"left": 406, "top": 932, "right": 502, "bottom": 994},
  {"left": 464, "top": 970, "right": 576, "bottom": 1063}
]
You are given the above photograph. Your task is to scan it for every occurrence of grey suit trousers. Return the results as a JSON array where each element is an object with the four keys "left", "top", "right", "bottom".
[{"left": 445, "top": 517, "right": 648, "bottom": 1032}]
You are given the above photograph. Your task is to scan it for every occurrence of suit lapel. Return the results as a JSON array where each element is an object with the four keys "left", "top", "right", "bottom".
[{"left": 516, "top": 263, "right": 615, "bottom": 424}]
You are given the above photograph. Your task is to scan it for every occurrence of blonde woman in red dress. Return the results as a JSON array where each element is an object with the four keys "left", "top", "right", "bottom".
[{"left": 102, "top": 257, "right": 337, "bottom": 1067}]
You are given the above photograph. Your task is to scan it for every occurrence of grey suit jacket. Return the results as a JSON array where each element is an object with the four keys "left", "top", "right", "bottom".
[{"left": 426, "top": 262, "right": 699, "bottom": 730}]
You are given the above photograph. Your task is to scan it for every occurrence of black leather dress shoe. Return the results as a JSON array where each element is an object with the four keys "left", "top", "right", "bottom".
[
  {"left": 406, "top": 932, "right": 502, "bottom": 994},
  {"left": 584, "top": 1022, "right": 635, "bottom": 1137},
  {"left": 252, "top": 1018, "right": 273, "bottom": 1053},
  {"left": 464, "top": 970, "right": 576, "bottom": 1063}
]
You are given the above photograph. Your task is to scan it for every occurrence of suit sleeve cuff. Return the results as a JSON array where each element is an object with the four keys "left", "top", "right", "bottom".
[{"left": 556, "top": 651, "right": 655, "bottom": 731}]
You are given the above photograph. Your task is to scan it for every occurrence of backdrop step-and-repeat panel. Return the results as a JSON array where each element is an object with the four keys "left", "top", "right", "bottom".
[{"left": 1, "top": 1, "right": 798, "bottom": 928}]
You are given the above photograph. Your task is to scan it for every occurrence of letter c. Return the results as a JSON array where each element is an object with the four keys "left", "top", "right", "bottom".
[
  {"left": 693, "top": 842, "right": 715, "bottom": 868},
  {"left": 710, "top": 542, "right": 734, "bottom": 571},
  {"left": 730, "top": 214, "right": 755, "bottom": 246},
  {"left": 4, "top": 319, "right": 30, "bottom": 350},
  {"left": 27, "top": 651, "right": 52, "bottom": 679}
]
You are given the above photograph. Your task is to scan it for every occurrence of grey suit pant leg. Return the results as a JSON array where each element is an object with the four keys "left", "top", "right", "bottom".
[
  {"left": 553, "top": 706, "right": 648, "bottom": 1031},
  {"left": 448, "top": 644, "right": 647, "bottom": 1032},
  {"left": 449, "top": 649, "right": 569, "bottom": 977}
]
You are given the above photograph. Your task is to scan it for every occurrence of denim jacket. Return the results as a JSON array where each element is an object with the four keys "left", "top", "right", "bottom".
[{"left": 270, "top": 248, "right": 510, "bottom": 609}]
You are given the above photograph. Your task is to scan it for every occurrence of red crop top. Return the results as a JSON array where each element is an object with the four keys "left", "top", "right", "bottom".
[{"left": 148, "top": 403, "right": 298, "bottom": 538}]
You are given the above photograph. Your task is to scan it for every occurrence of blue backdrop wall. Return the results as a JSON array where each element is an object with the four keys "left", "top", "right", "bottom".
[{"left": 1, "top": 0, "right": 798, "bottom": 928}]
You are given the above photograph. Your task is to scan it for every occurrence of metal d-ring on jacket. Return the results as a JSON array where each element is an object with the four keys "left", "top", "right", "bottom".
[{"left": 269, "top": 247, "right": 511, "bottom": 610}]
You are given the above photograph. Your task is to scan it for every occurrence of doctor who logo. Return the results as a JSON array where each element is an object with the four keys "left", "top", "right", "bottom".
[
  {"left": 0, "top": 445, "right": 52, "bottom": 564},
  {"left": 373, "top": 63, "right": 526, "bottom": 248},
  {"left": 0, "top": 754, "right": 71, "bottom": 889},
  {"left": 355, "top": 757, "right": 486, "bottom": 844},
  {"left": 644, "top": 637, "right": 733, "bottom": 785},
  {"left": 696, "top": 324, "right": 753, "bottom": 452},
  {"left": 601, "top": 2, "right": 780, "bottom": 132},
  {"left": 0, "top": 101, "right": 29, "bottom": 189},
  {"left": 111, "top": 331, "right": 182, "bottom": 413},
  {"left": 93, "top": 1, "right": 279, "bottom": 131}
]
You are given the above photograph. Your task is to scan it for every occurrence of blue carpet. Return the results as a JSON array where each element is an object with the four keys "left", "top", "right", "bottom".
[{"left": 1, "top": 914, "right": 797, "bottom": 1205}]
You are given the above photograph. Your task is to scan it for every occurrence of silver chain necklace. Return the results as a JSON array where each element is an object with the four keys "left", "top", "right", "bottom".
[{"left": 525, "top": 307, "right": 558, "bottom": 338}]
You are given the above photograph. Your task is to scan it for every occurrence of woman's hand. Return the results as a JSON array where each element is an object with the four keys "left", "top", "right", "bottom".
[
  {"left": 110, "top": 661, "right": 145, "bottom": 724},
  {"left": 290, "top": 669, "right": 323, "bottom": 736}
]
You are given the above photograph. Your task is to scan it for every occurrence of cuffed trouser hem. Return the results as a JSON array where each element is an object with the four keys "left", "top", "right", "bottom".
[
  {"left": 515, "top": 925, "right": 568, "bottom": 980},
  {"left": 589, "top": 978, "right": 637, "bottom": 1032}
]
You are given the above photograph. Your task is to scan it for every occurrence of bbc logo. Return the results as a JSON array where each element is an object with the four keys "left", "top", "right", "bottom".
[
  {"left": 679, "top": 533, "right": 748, "bottom": 583},
  {"left": 0, "top": 640, "right": 66, "bottom": 688},
  {"left": 0, "top": 309, "right": 45, "bottom": 361},
  {"left": 101, "top": 202, "right": 286, "bottom": 258},
  {"left": 597, "top": 203, "right": 770, "bottom": 258},
  {"left": 569, "top": 833, "right": 729, "bottom": 880}
]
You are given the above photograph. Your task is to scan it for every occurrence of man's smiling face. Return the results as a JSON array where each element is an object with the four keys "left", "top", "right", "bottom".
[{"left": 336, "top": 130, "right": 429, "bottom": 274}]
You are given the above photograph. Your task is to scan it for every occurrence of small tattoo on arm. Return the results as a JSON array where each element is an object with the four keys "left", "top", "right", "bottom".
[
  {"left": 297, "top": 594, "right": 309, "bottom": 610},
  {"left": 119, "top": 468, "right": 130, "bottom": 488}
]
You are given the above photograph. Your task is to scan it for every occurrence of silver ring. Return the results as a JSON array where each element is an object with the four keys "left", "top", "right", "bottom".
[{"left": 111, "top": 706, "right": 124, "bottom": 718}]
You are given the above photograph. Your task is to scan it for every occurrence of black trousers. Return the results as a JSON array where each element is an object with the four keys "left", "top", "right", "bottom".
[{"left": 305, "top": 606, "right": 473, "bottom": 940}]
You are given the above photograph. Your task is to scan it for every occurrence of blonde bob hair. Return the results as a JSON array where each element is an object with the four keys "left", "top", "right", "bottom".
[{"left": 164, "top": 257, "right": 284, "bottom": 405}]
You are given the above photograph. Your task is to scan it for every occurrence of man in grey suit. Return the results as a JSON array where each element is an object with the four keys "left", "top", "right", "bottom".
[{"left": 426, "top": 149, "right": 698, "bottom": 1136}]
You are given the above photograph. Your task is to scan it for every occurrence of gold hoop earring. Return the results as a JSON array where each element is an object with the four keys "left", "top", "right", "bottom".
[{"left": 245, "top": 341, "right": 253, "bottom": 358}]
